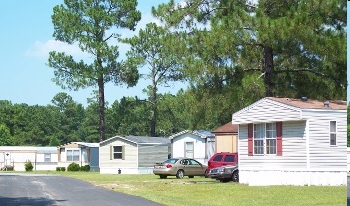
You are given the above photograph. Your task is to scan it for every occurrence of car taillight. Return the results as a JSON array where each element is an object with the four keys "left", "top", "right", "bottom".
[{"left": 166, "top": 164, "right": 172, "bottom": 168}]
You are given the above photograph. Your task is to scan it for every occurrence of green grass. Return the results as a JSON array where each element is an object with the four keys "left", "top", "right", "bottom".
[{"left": 47, "top": 172, "right": 346, "bottom": 206}]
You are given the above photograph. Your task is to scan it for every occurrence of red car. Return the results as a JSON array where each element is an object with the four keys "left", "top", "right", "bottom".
[{"left": 205, "top": 152, "right": 238, "bottom": 176}]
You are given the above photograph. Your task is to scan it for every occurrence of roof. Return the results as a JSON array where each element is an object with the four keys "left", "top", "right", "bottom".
[
  {"left": 36, "top": 147, "right": 57, "bottom": 153},
  {"left": 232, "top": 97, "right": 346, "bottom": 124},
  {"left": 211, "top": 122, "right": 238, "bottom": 134},
  {"left": 266, "top": 97, "right": 346, "bottom": 110},
  {"left": 122, "top": 136, "right": 170, "bottom": 144},
  {"left": 169, "top": 130, "right": 215, "bottom": 139},
  {"left": 100, "top": 135, "right": 170, "bottom": 145},
  {"left": 74, "top": 142, "right": 99, "bottom": 147},
  {"left": 58, "top": 142, "right": 99, "bottom": 148}
]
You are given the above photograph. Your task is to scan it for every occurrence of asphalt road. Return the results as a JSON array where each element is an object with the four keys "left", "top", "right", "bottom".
[{"left": 0, "top": 173, "right": 163, "bottom": 206}]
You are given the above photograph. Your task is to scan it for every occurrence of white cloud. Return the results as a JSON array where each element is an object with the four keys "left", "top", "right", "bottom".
[{"left": 26, "top": 40, "right": 89, "bottom": 59}]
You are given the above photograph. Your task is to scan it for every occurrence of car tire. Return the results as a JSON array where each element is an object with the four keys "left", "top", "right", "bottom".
[
  {"left": 188, "top": 176, "right": 194, "bottom": 178},
  {"left": 204, "top": 171, "right": 209, "bottom": 178},
  {"left": 159, "top": 175, "right": 167, "bottom": 179},
  {"left": 176, "top": 170, "right": 184, "bottom": 179},
  {"left": 232, "top": 170, "right": 239, "bottom": 182}
]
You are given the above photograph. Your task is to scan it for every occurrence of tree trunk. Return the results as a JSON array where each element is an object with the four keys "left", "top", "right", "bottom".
[
  {"left": 150, "top": 80, "right": 157, "bottom": 137},
  {"left": 263, "top": 46, "right": 274, "bottom": 97},
  {"left": 98, "top": 76, "right": 105, "bottom": 142}
]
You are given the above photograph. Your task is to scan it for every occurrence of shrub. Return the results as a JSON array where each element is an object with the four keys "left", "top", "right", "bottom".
[
  {"left": 60, "top": 167, "right": 66, "bottom": 172},
  {"left": 67, "top": 162, "right": 80, "bottom": 171},
  {"left": 80, "top": 165, "right": 90, "bottom": 172},
  {"left": 24, "top": 160, "right": 33, "bottom": 171}
]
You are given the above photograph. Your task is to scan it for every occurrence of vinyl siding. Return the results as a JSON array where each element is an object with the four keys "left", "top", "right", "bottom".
[
  {"left": 99, "top": 138, "right": 137, "bottom": 169},
  {"left": 172, "top": 133, "right": 206, "bottom": 164},
  {"left": 233, "top": 99, "right": 301, "bottom": 124},
  {"left": 303, "top": 110, "right": 346, "bottom": 170},
  {"left": 238, "top": 121, "right": 307, "bottom": 170},
  {"left": 138, "top": 145, "right": 169, "bottom": 167}
]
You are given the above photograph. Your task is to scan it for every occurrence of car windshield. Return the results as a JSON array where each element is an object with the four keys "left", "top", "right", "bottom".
[{"left": 163, "top": 158, "right": 179, "bottom": 164}]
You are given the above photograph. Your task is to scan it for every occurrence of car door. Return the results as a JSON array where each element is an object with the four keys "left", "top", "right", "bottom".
[
  {"left": 180, "top": 159, "right": 192, "bottom": 176},
  {"left": 188, "top": 159, "right": 204, "bottom": 175}
]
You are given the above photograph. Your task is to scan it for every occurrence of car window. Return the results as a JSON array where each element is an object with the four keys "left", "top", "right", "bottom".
[
  {"left": 164, "top": 158, "right": 178, "bottom": 164},
  {"left": 224, "top": 155, "right": 235, "bottom": 162},
  {"left": 188, "top": 159, "right": 200, "bottom": 165},
  {"left": 180, "top": 159, "right": 189, "bottom": 165},
  {"left": 213, "top": 155, "right": 223, "bottom": 162}
]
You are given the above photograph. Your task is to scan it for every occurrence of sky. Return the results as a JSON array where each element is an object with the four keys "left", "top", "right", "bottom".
[
  {"left": 0, "top": 1, "right": 348, "bottom": 107},
  {"left": 0, "top": 1, "right": 185, "bottom": 107},
  {"left": 347, "top": 2, "right": 349, "bottom": 104}
]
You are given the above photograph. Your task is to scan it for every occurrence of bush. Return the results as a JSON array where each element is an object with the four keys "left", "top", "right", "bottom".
[
  {"left": 80, "top": 165, "right": 90, "bottom": 172},
  {"left": 67, "top": 162, "right": 80, "bottom": 171},
  {"left": 24, "top": 160, "right": 33, "bottom": 171},
  {"left": 56, "top": 167, "right": 66, "bottom": 172}
]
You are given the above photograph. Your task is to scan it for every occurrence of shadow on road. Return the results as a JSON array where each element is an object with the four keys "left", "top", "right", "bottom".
[{"left": 0, "top": 196, "right": 66, "bottom": 206}]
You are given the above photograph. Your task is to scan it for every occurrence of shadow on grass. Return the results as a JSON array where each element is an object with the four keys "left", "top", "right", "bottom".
[{"left": 0, "top": 196, "right": 66, "bottom": 206}]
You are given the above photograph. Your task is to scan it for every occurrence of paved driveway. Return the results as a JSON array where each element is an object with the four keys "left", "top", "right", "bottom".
[{"left": 0, "top": 173, "right": 163, "bottom": 206}]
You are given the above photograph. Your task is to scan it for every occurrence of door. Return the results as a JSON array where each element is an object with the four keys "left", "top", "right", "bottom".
[
  {"left": 4, "top": 152, "right": 11, "bottom": 166},
  {"left": 188, "top": 159, "right": 205, "bottom": 176}
]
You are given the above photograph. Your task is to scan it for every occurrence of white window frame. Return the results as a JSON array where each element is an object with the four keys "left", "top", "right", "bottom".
[
  {"left": 185, "top": 142, "right": 194, "bottom": 158},
  {"left": 44, "top": 153, "right": 51, "bottom": 162},
  {"left": 66, "top": 149, "right": 80, "bottom": 161},
  {"left": 329, "top": 121, "right": 337, "bottom": 146},
  {"left": 113, "top": 146, "right": 123, "bottom": 159},
  {"left": 253, "top": 123, "right": 277, "bottom": 155}
]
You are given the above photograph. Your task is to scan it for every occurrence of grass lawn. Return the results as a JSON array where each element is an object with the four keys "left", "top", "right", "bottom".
[{"left": 51, "top": 172, "right": 346, "bottom": 206}]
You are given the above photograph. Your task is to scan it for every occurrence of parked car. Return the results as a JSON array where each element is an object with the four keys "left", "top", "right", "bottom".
[
  {"left": 205, "top": 152, "right": 238, "bottom": 176},
  {"left": 153, "top": 157, "right": 208, "bottom": 179},
  {"left": 208, "top": 164, "right": 239, "bottom": 182}
]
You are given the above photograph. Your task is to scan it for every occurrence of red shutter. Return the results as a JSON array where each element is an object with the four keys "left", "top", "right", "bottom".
[
  {"left": 276, "top": 122, "right": 283, "bottom": 156},
  {"left": 248, "top": 123, "right": 253, "bottom": 156}
]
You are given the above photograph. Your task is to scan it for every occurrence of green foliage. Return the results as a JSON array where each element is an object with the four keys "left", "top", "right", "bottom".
[
  {"left": 56, "top": 167, "right": 66, "bottom": 172},
  {"left": 152, "top": 0, "right": 346, "bottom": 100},
  {"left": 80, "top": 165, "right": 90, "bottom": 172},
  {"left": 0, "top": 124, "right": 14, "bottom": 146},
  {"left": 122, "top": 22, "right": 185, "bottom": 136},
  {"left": 24, "top": 160, "right": 33, "bottom": 172},
  {"left": 48, "top": 0, "right": 142, "bottom": 142},
  {"left": 67, "top": 162, "right": 81, "bottom": 171}
]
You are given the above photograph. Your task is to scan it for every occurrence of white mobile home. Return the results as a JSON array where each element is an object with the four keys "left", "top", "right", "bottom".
[
  {"left": 57, "top": 142, "right": 99, "bottom": 171},
  {"left": 233, "top": 97, "right": 346, "bottom": 186},
  {"left": 99, "top": 136, "right": 170, "bottom": 174},
  {"left": 169, "top": 130, "right": 215, "bottom": 165},
  {"left": 0, "top": 146, "right": 58, "bottom": 171}
]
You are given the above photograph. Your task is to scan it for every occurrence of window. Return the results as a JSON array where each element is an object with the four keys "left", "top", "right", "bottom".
[
  {"left": 185, "top": 142, "right": 194, "bottom": 158},
  {"left": 113, "top": 146, "right": 123, "bottom": 159},
  {"left": 213, "top": 155, "right": 223, "bottom": 162},
  {"left": 330, "top": 121, "right": 336, "bottom": 146},
  {"left": 266, "top": 123, "right": 276, "bottom": 154},
  {"left": 253, "top": 123, "right": 276, "bottom": 155},
  {"left": 67, "top": 149, "right": 80, "bottom": 161},
  {"left": 254, "top": 124, "right": 264, "bottom": 154},
  {"left": 224, "top": 155, "right": 235, "bottom": 163},
  {"left": 44, "top": 153, "right": 51, "bottom": 162}
]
